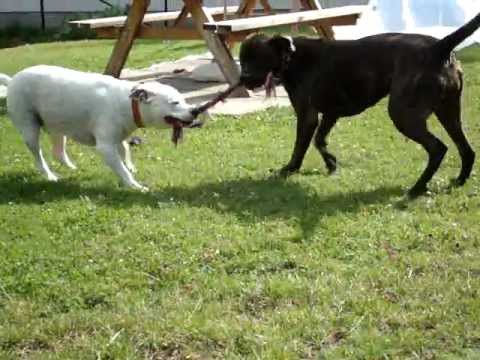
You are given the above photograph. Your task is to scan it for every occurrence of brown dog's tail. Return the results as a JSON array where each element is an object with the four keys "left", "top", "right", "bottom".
[{"left": 433, "top": 12, "right": 480, "bottom": 60}]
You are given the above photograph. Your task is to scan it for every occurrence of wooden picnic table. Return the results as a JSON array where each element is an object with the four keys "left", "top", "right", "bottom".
[{"left": 70, "top": 0, "right": 366, "bottom": 97}]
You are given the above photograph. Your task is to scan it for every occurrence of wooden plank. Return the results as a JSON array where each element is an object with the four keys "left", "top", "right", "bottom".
[
  {"left": 145, "top": 26, "right": 196, "bottom": 40},
  {"left": 96, "top": 26, "right": 202, "bottom": 40},
  {"left": 203, "top": 5, "right": 365, "bottom": 33},
  {"left": 92, "top": 13, "right": 240, "bottom": 38},
  {"left": 96, "top": 26, "right": 252, "bottom": 41},
  {"left": 104, "top": 0, "right": 150, "bottom": 78},
  {"left": 185, "top": 0, "right": 249, "bottom": 97},
  {"left": 70, "top": 6, "right": 239, "bottom": 29},
  {"left": 316, "top": 14, "right": 359, "bottom": 27},
  {"left": 205, "top": 5, "right": 365, "bottom": 32}
]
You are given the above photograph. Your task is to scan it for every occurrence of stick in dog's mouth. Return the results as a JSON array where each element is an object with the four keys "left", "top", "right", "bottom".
[
  {"left": 167, "top": 82, "right": 241, "bottom": 146},
  {"left": 165, "top": 77, "right": 275, "bottom": 146},
  {"left": 191, "top": 75, "right": 280, "bottom": 117},
  {"left": 193, "top": 82, "right": 242, "bottom": 116}
]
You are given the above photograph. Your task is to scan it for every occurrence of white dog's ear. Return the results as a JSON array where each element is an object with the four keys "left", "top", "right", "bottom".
[{"left": 130, "top": 87, "right": 152, "bottom": 103}]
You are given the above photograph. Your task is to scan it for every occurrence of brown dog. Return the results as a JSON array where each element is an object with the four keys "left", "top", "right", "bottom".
[{"left": 239, "top": 14, "right": 480, "bottom": 197}]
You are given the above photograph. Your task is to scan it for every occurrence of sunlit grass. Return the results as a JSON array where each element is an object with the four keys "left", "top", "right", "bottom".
[{"left": 0, "top": 38, "right": 479, "bottom": 359}]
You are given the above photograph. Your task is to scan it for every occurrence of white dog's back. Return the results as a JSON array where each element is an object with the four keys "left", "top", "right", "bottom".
[
  {"left": 4, "top": 64, "right": 199, "bottom": 190},
  {"left": 7, "top": 65, "right": 135, "bottom": 139},
  {"left": 9, "top": 65, "right": 132, "bottom": 116}
]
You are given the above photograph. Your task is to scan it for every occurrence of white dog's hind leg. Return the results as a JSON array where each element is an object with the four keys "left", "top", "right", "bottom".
[
  {"left": 50, "top": 133, "right": 77, "bottom": 170},
  {"left": 118, "top": 141, "right": 136, "bottom": 173},
  {"left": 18, "top": 122, "right": 58, "bottom": 181},
  {"left": 96, "top": 142, "right": 148, "bottom": 191}
]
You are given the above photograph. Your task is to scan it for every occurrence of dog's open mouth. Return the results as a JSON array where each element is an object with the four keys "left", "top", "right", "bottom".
[
  {"left": 240, "top": 72, "right": 279, "bottom": 96},
  {"left": 164, "top": 84, "right": 239, "bottom": 145},
  {"left": 165, "top": 116, "right": 202, "bottom": 146}
]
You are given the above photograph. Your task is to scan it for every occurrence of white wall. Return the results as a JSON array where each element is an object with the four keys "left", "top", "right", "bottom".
[
  {"left": 0, "top": 0, "right": 368, "bottom": 13},
  {"left": 1, "top": 1, "right": 116, "bottom": 12},
  {"left": 1, "top": 0, "right": 231, "bottom": 13},
  {"left": 0, "top": 0, "right": 38, "bottom": 12}
]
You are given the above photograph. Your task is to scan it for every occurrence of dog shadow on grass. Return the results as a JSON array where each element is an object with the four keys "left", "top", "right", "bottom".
[{"left": 0, "top": 172, "right": 403, "bottom": 239}]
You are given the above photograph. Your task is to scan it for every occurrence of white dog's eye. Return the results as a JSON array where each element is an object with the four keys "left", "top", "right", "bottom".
[{"left": 170, "top": 101, "right": 180, "bottom": 106}]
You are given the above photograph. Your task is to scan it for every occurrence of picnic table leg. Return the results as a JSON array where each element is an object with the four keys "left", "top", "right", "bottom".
[
  {"left": 186, "top": 0, "right": 249, "bottom": 97},
  {"left": 301, "top": 0, "right": 335, "bottom": 39},
  {"left": 236, "top": 0, "right": 258, "bottom": 17},
  {"left": 259, "top": 0, "right": 273, "bottom": 15},
  {"left": 104, "top": 0, "right": 150, "bottom": 77},
  {"left": 229, "top": 0, "right": 256, "bottom": 50}
]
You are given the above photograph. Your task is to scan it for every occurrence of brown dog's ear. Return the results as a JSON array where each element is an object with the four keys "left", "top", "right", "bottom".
[
  {"left": 267, "top": 35, "right": 296, "bottom": 56},
  {"left": 129, "top": 87, "right": 151, "bottom": 103}
]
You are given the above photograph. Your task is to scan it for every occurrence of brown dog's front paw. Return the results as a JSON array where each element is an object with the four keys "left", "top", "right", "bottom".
[
  {"left": 407, "top": 185, "right": 429, "bottom": 199},
  {"left": 450, "top": 176, "right": 467, "bottom": 187},
  {"left": 278, "top": 165, "right": 300, "bottom": 178},
  {"left": 324, "top": 155, "right": 337, "bottom": 174}
]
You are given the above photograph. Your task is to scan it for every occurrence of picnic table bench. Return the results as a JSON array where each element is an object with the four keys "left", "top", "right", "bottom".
[
  {"left": 71, "top": 6, "right": 241, "bottom": 39},
  {"left": 70, "top": 0, "right": 366, "bottom": 97},
  {"left": 203, "top": 5, "right": 366, "bottom": 35}
]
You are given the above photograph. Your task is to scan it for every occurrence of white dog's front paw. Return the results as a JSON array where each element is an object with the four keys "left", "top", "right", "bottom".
[
  {"left": 127, "top": 164, "right": 137, "bottom": 174},
  {"left": 128, "top": 181, "right": 149, "bottom": 192},
  {"left": 46, "top": 172, "right": 59, "bottom": 182},
  {"left": 64, "top": 160, "right": 77, "bottom": 170},
  {"left": 55, "top": 155, "right": 77, "bottom": 170},
  {"left": 135, "top": 184, "right": 149, "bottom": 192}
]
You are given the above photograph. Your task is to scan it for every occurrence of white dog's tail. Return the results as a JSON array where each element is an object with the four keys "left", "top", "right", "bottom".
[{"left": 0, "top": 73, "right": 11, "bottom": 87}]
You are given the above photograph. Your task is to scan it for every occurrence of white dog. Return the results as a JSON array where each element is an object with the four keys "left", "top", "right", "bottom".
[{"left": 0, "top": 65, "right": 202, "bottom": 191}]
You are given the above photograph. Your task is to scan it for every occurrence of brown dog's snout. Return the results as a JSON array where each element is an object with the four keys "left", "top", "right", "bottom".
[
  {"left": 240, "top": 71, "right": 261, "bottom": 84},
  {"left": 241, "top": 76, "right": 265, "bottom": 90}
]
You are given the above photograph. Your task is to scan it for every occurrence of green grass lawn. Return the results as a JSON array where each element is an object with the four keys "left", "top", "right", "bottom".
[{"left": 0, "top": 38, "right": 479, "bottom": 359}]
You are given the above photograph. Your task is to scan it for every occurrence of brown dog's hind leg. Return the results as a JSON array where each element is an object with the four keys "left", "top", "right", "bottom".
[
  {"left": 280, "top": 106, "right": 319, "bottom": 177},
  {"left": 314, "top": 115, "right": 338, "bottom": 174},
  {"left": 434, "top": 97, "right": 475, "bottom": 186},
  {"left": 389, "top": 102, "right": 447, "bottom": 198}
]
